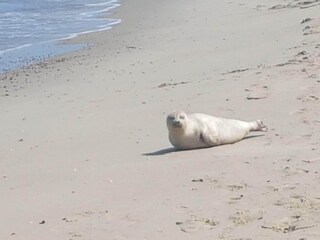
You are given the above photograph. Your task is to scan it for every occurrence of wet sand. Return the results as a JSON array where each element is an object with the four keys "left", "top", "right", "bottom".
[{"left": 1, "top": 0, "right": 320, "bottom": 239}]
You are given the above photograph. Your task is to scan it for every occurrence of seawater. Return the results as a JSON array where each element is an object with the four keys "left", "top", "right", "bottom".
[{"left": 0, "top": 0, "right": 121, "bottom": 72}]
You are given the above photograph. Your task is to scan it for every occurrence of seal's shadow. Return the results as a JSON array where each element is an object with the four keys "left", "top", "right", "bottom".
[
  {"left": 143, "top": 148, "right": 176, "bottom": 156},
  {"left": 243, "top": 134, "right": 265, "bottom": 140},
  {"left": 143, "top": 134, "right": 265, "bottom": 156}
]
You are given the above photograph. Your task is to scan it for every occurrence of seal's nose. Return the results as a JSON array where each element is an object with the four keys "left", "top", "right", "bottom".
[{"left": 173, "top": 120, "right": 181, "bottom": 127}]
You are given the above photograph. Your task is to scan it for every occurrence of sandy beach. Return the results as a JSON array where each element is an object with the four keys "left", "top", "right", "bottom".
[{"left": 1, "top": 0, "right": 320, "bottom": 239}]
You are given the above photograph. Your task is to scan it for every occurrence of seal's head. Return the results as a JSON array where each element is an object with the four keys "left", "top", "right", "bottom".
[{"left": 166, "top": 110, "right": 188, "bottom": 130}]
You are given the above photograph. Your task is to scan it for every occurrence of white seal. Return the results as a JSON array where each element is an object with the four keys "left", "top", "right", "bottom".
[{"left": 167, "top": 110, "right": 267, "bottom": 150}]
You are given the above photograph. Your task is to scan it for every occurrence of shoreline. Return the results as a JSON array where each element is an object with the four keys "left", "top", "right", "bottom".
[
  {"left": 1, "top": 0, "right": 320, "bottom": 239},
  {"left": 0, "top": 1, "right": 121, "bottom": 73}
]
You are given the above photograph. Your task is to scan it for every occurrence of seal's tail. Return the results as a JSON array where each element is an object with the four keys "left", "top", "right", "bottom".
[{"left": 253, "top": 120, "right": 267, "bottom": 132}]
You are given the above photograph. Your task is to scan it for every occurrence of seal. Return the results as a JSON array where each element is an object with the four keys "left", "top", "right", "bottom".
[{"left": 167, "top": 110, "right": 267, "bottom": 150}]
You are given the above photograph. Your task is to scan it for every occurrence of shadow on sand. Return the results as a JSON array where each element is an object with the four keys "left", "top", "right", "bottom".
[
  {"left": 243, "top": 134, "right": 265, "bottom": 140},
  {"left": 143, "top": 134, "right": 265, "bottom": 156},
  {"left": 142, "top": 148, "right": 177, "bottom": 156}
]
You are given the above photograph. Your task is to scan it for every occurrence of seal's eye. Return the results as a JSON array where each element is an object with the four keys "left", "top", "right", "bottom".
[
  {"left": 168, "top": 116, "right": 175, "bottom": 121},
  {"left": 179, "top": 115, "right": 185, "bottom": 119}
]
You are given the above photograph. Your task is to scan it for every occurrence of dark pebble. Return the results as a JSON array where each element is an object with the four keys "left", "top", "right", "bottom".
[{"left": 192, "top": 179, "right": 204, "bottom": 182}]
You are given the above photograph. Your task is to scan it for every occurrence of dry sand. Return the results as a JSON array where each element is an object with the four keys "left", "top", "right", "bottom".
[{"left": 1, "top": 0, "right": 320, "bottom": 239}]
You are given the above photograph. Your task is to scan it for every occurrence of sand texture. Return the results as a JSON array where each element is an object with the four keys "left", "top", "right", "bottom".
[{"left": 1, "top": 0, "right": 320, "bottom": 239}]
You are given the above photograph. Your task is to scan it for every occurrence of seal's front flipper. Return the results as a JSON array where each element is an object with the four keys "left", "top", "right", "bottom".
[{"left": 200, "top": 131, "right": 220, "bottom": 147}]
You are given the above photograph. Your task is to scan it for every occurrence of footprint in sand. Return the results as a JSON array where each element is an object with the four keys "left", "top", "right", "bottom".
[
  {"left": 176, "top": 215, "right": 218, "bottom": 233},
  {"left": 267, "top": 183, "right": 298, "bottom": 192},
  {"left": 269, "top": 195, "right": 320, "bottom": 233},
  {"left": 68, "top": 232, "right": 85, "bottom": 239},
  {"left": 230, "top": 209, "right": 265, "bottom": 225},
  {"left": 245, "top": 84, "right": 269, "bottom": 100},
  {"left": 62, "top": 217, "right": 78, "bottom": 223},
  {"left": 227, "top": 183, "right": 249, "bottom": 191},
  {"left": 262, "top": 216, "right": 314, "bottom": 233},
  {"left": 269, "top": 4, "right": 286, "bottom": 10},
  {"left": 191, "top": 176, "right": 222, "bottom": 189},
  {"left": 269, "top": 0, "right": 320, "bottom": 10},
  {"left": 297, "top": 95, "right": 319, "bottom": 102},
  {"left": 62, "top": 209, "right": 110, "bottom": 224},
  {"left": 302, "top": 18, "right": 320, "bottom": 35},
  {"left": 191, "top": 176, "right": 249, "bottom": 192},
  {"left": 274, "top": 195, "right": 320, "bottom": 215},
  {"left": 281, "top": 166, "right": 311, "bottom": 177}
]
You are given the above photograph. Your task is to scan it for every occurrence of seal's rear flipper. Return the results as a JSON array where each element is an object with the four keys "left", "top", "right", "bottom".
[{"left": 255, "top": 120, "right": 267, "bottom": 132}]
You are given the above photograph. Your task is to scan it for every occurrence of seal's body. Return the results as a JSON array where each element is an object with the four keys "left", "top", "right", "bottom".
[{"left": 167, "top": 110, "right": 267, "bottom": 150}]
